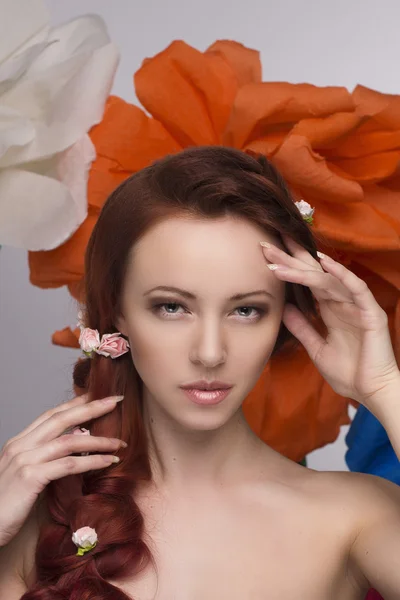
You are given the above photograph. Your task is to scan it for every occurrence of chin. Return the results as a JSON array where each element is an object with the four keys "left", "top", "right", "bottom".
[
  {"left": 145, "top": 386, "right": 242, "bottom": 431},
  {"left": 173, "top": 402, "right": 241, "bottom": 432}
]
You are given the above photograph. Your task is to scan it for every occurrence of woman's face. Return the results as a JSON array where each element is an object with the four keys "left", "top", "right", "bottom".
[{"left": 116, "top": 216, "right": 286, "bottom": 431}]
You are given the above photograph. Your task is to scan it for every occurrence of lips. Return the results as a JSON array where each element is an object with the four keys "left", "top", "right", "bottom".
[
  {"left": 180, "top": 380, "right": 233, "bottom": 391},
  {"left": 181, "top": 387, "right": 233, "bottom": 406}
]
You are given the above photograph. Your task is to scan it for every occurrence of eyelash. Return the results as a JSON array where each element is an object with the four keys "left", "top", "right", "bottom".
[{"left": 151, "top": 302, "right": 266, "bottom": 321}]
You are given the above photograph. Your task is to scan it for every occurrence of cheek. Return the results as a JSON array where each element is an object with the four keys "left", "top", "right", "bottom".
[
  {"left": 128, "top": 324, "right": 180, "bottom": 382},
  {"left": 235, "top": 317, "right": 282, "bottom": 370},
  {"left": 235, "top": 335, "right": 275, "bottom": 372}
]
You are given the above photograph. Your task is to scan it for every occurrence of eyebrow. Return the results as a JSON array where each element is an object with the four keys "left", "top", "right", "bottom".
[{"left": 143, "top": 286, "right": 275, "bottom": 301}]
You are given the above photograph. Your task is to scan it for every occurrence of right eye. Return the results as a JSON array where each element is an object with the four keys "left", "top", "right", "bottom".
[{"left": 152, "top": 302, "right": 188, "bottom": 318}]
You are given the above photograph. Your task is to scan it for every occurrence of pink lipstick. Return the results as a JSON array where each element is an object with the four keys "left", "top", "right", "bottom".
[{"left": 181, "top": 387, "right": 232, "bottom": 405}]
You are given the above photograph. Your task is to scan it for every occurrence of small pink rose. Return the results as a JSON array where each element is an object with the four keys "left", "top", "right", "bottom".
[
  {"left": 97, "top": 332, "right": 130, "bottom": 358},
  {"left": 71, "top": 427, "right": 90, "bottom": 436},
  {"left": 71, "top": 427, "right": 90, "bottom": 455},
  {"left": 79, "top": 328, "right": 100, "bottom": 353}
]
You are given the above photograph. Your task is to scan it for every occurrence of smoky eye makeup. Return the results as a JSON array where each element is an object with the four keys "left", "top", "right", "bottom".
[
  {"left": 147, "top": 296, "right": 270, "bottom": 320},
  {"left": 146, "top": 293, "right": 272, "bottom": 307}
]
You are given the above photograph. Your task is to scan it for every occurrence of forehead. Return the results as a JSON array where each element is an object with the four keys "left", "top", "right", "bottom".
[{"left": 126, "top": 216, "right": 285, "bottom": 295}]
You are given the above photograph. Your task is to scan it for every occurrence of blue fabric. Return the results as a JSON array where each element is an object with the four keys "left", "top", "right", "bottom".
[{"left": 345, "top": 404, "right": 400, "bottom": 484}]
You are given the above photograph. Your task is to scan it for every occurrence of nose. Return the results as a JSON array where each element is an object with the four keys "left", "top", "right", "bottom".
[{"left": 189, "top": 320, "right": 227, "bottom": 368}]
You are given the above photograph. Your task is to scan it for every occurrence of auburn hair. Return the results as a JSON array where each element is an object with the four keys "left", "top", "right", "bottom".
[{"left": 23, "top": 146, "right": 322, "bottom": 598}]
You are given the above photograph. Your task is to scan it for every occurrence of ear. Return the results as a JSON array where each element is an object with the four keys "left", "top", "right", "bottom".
[{"left": 115, "top": 314, "right": 128, "bottom": 337}]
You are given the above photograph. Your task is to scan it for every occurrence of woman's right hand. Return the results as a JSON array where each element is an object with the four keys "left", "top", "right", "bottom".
[{"left": 0, "top": 393, "right": 126, "bottom": 547}]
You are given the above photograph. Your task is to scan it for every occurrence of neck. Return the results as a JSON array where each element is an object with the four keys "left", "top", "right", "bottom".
[{"left": 142, "top": 398, "right": 264, "bottom": 491}]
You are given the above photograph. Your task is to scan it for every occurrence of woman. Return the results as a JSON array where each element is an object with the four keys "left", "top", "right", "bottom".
[{"left": 1, "top": 146, "right": 399, "bottom": 598}]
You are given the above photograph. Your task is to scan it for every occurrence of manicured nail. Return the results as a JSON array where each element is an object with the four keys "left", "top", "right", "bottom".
[
  {"left": 267, "top": 264, "right": 280, "bottom": 270},
  {"left": 102, "top": 395, "right": 124, "bottom": 404},
  {"left": 317, "top": 251, "right": 334, "bottom": 262},
  {"left": 260, "top": 242, "right": 271, "bottom": 249}
]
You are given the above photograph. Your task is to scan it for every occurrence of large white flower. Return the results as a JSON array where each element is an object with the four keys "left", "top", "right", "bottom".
[{"left": 0, "top": 0, "right": 119, "bottom": 250}]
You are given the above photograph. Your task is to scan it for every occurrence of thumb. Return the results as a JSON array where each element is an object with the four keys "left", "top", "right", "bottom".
[{"left": 282, "top": 303, "right": 325, "bottom": 362}]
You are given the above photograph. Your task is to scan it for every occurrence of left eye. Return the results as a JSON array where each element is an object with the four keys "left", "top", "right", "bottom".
[
  {"left": 236, "top": 306, "right": 260, "bottom": 318},
  {"left": 153, "top": 303, "right": 263, "bottom": 320}
]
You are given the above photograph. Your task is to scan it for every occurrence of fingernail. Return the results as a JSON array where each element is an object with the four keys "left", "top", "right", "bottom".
[
  {"left": 102, "top": 395, "right": 124, "bottom": 404},
  {"left": 267, "top": 264, "right": 280, "bottom": 270},
  {"left": 317, "top": 251, "right": 334, "bottom": 262},
  {"left": 260, "top": 242, "right": 271, "bottom": 249}
]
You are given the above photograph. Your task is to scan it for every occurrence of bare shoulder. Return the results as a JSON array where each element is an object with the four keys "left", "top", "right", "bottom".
[
  {"left": 294, "top": 465, "right": 400, "bottom": 534},
  {"left": 311, "top": 468, "right": 400, "bottom": 520},
  {"left": 316, "top": 469, "right": 400, "bottom": 591},
  {"left": 260, "top": 448, "right": 400, "bottom": 547},
  {"left": 281, "top": 461, "right": 400, "bottom": 592}
]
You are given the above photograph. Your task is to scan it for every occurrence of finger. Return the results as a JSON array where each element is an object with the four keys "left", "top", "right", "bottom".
[
  {"left": 9, "top": 393, "right": 92, "bottom": 444},
  {"left": 318, "top": 255, "right": 387, "bottom": 318},
  {"left": 268, "top": 265, "right": 353, "bottom": 303},
  {"left": 280, "top": 234, "right": 323, "bottom": 270},
  {"left": 282, "top": 303, "right": 326, "bottom": 363},
  {"left": 18, "top": 453, "right": 120, "bottom": 488},
  {"left": 261, "top": 243, "right": 312, "bottom": 271},
  {"left": 14, "top": 434, "right": 125, "bottom": 466},
  {"left": 7, "top": 397, "right": 123, "bottom": 452}
]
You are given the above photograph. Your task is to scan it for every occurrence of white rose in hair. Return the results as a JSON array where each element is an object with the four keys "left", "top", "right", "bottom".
[
  {"left": 295, "top": 199, "right": 314, "bottom": 219},
  {"left": 72, "top": 526, "right": 98, "bottom": 556}
]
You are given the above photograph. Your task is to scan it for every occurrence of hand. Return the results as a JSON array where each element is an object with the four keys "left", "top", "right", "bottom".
[
  {"left": 261, "top": 235, "right": 400, "bottom": 409},
  {"left": 0, "top": 394, "right": 126, "bottom": 547}
]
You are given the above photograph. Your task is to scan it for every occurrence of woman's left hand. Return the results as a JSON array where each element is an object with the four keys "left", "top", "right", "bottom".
[{"left": 261, "top": 235, "right": 400, "bottom": 409}]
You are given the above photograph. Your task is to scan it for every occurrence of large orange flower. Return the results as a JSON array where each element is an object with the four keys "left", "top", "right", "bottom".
[{"left": 29, "top": 40, "right": 400, "bottom": 462}]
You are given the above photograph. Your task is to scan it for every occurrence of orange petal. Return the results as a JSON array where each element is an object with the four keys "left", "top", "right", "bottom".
[
  {"left": 332, "top": 151, "right": 400, "bottom": 183},
  {"left": 243, "top": 346, "right": 351, "bottom": 462},
  {"left": 225, "top": 81, "right": 354, "bottom": 149},
  {"left": 52, "top": 326, "right": 80, "bottom": 348},
  {"left": 68, "top": 279, "right": 85, "bottom": 303},
  {"left": 87, "top": 155, "right": 129, "bottom": 213},
  {"left": 90, "top": 96, "right": 180, "bottom": 173},
  {"left": 28, "top": 210, "right": 98, "bottom": 289},
  {"left": 349, "top": 261, "right": 400, "bottom": 309},
  {"left": 272, "top": 134, "right": 363, "bottom": 204},
  {"left": 291, "top": 112, "right": 363, "bottom": 149},
  {"left": 332, "top": 130, "right": 400, "bottom": 159},
  {"left": 244, "top": 132, "right": 288, "bottom": 157},
  {"left": 355, "top": 251, "right": 400, "bottom": 291},
  {"left": 312, "top": 197, "right": 400, "bottom": 250},
  {"left": 135, "top": 40, "right": 238, "bottom": 146},
  {"left": 353, "top": 84, "right": 400, "bottom": 127},
  {"left": 206, "top": 40, "right": 261, "bottom": 85},
  {"left": 363, "top": 183, "right": 400, "bottom": 235},
  {"left": 244, "top": 112, "right": 362, "bottom": 158}
]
